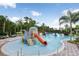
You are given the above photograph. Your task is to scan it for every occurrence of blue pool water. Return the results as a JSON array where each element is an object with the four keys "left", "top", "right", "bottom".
[{"left": 2, "top": 34, "right": 70, "bottom": 56}]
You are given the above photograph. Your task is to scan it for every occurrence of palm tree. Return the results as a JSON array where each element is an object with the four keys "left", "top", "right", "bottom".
[
  {"left": 0, "top": 15, "right": 6, "bottom": 33},
  {"left": 24, "top": 16, "right": 31, "bottom": 23},
  {"left": 59, "top": 10, "right": 79, "bottom": 40},
  {"left": 4, "top": 16, "right": 8, "bottom": 33},
  {"left": 16, "top": 19, "right": 23, "bottom": 32},
  {"left": 24, "top": 16, "right": 36, "bottom": 31}
]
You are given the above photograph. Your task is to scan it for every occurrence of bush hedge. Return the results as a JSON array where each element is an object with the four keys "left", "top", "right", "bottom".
[{"left": 0, "top": 32, "right": 7, "bottom": 36}]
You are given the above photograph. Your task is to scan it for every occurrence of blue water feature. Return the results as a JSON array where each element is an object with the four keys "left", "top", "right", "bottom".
[{"left": 2, "top": 33, "right": 70, "bottom": 56}]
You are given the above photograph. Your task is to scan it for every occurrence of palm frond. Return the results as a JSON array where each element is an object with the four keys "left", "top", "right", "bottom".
[
  {"left": 59, "top": 20, "right": 66, "bottom": 25},
  {"left": 59, "top": 16, "right": 70, "bottom": 25},
  {"left": 73, "top": 15, "right": 79, "bottom": 23},
  {"left": 59, "top": 16, "right": 70, "bottom": 21},
  {"left": 67, "top": 10, "right": 72, "bottom": 17},
  {"left": 71, "top": 12, "right": 79, "bottom": 23}
]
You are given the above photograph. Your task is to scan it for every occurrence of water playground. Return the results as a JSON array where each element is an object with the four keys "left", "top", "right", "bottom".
[{"left": 1, "top": 27, "right": 70, "bottom": 56}]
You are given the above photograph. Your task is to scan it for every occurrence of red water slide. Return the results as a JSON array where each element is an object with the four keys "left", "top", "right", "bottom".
[{"left": 33, "top": 32, "right": 47, "bottom": 46}]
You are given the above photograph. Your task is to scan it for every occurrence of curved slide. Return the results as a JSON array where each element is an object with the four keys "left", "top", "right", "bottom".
[{"left": 32, "top": 32, "right": 47, "bottom": 46}]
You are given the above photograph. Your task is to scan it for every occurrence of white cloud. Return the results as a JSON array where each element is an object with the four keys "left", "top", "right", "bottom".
[
  {"left": 62, "top": 9, "right": 79, "bottom": 15},
  {"left": 0, "top": 2, "right": 16, "bottom": 8},
  {"left": 51, "top": 18, "right": 71, "bottom": 29},
  {"left": 51, "top": 19, "right": 59, "bottom": 29},
  {"left": 31, "top": 11, "right": 41, "bottom": 16},
  {"left": 8, "top": 17, "right": 20, "bottom": 22},
  {"left": 62, "top": 9, "right": 69, "bottom": 16},
  {"left": 72, "top": 9, "right": 79, "bottom": 13}
]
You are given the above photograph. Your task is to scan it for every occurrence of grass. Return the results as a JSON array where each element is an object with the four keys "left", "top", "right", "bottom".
[{"left": 68, "top": 39, "right": 79, "bottom": 44}]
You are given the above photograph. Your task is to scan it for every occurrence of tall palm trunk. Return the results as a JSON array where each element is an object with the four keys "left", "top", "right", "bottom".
[
  {"left": 15, "top": 26, "right": 16, "bottom": 34},
  {"left": 70, "top": 21, "right": 72, "bottom": 40},
  {"left": 3, "top": 22, "right": 5, "bottom": 33},
  {"left": 20, "top": 25, "right": 22, "bottom": 32}
]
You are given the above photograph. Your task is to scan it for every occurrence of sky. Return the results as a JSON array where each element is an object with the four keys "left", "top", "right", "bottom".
[{"left": 0, "top": 3, "right": 79, "bottom": 29}]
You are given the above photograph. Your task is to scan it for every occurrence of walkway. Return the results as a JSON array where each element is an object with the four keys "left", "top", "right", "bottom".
[
  {"left": 0, "top": 36, "right": 21, "bottom": 56},
  {"left": 52, "top": 41, "right": 79, "bottom": 56}
]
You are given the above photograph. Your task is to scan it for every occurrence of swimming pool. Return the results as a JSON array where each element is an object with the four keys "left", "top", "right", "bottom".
[{"left": 1, "top": 34, "right": 70, "bottom": 56}]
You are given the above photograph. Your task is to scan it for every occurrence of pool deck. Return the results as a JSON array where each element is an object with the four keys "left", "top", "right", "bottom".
[
  {"left": 0, "top": 40, "right": 6, "bottom": 56},
  {"left": 52, "top": 41, "right": 79, "bottom": 56},
  {"left": 0, "top": 36, "right": 21, "bottom": 56},
  {"left": 0, "top": 37, "right": 79, "bottom": 56}
]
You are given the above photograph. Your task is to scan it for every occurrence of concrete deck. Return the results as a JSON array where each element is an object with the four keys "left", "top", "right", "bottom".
[
  {"left": 0, "top": 36, "right": 21, "bottom": 56},
  {"left": 52, "top": 41, "right": 79, "bottom": 56}
]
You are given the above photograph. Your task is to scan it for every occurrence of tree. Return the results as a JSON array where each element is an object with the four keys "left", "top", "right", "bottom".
[
  {"left": 75, "top": 25, "right": 79, "bottom": 29},
  {"left": 59, "top": 10, "right": 79, "bottom": 40},
  {"left": 24, "top": 17, "right": 36, "bottom": 31},
  {"left": 5, "top": 19, "right": 16, "bottom": 36},
  {"left": 0, "top": 15, "right": 6, "bottom": 33},
  {"left": 16, "top": 19, "right": 23, "bottom": 32}
]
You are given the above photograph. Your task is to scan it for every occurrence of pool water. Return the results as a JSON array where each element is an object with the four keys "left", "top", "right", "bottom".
[{"left": 2, "top": 34, "right": 70, "bottom": 56}]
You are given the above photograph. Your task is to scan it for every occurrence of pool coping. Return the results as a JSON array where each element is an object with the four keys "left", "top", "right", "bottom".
[
  {"left": 0, "top": 37, "right": 22, "bottom": 56},
  {"left": 0, "top": 41, "right": 7, "bottom": 56},
  {"left": 1, "top": 40, "right": 17, "bottom": 56}
]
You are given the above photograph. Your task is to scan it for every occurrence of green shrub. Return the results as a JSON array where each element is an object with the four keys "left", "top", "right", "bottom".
[
  {"left": 0, "top": 32, "right": 7, "bottom": 36},
  {"left": 68, "top": 39, "right": 79, "bottom": 44},
  {"left": 22, "top": 38, "right": 24, "bottom": 43},
  {"left": 16, "top": 32, "right": 23, "bottom": 36}
]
